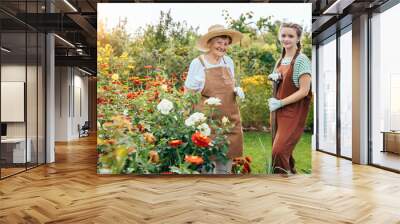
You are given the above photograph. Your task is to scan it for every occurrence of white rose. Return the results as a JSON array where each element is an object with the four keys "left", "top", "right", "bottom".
[
  {"left": 157, "top": 99, "right": 174, "bottom": 115},
  {"left": 197, "top": 123, "right": 211, "bottom": 136},
  {"left": 204, "top": 97, "right": 222, "bottom": 106},
  {"left": 98, "top": 168, "right": 112, "bottom": 174},
  {"left": 185, "top": 117, "right": 195, "bottom": 127},
  {"left": 191, "top": 112, "right": 206, "bottom": 123},
  {"left": 222, "top": 116, "right": 229, "bottom": 125},
  {"left": 185, "top": 112, "right": 206, "bottom": 127}
]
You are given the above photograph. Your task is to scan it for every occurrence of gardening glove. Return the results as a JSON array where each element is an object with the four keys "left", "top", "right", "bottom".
[
  {"left": 268, "top": 72, "right": 282, "bottom": 82},
  {"left": 234, "top": 87, "right": 245, "bottom": 100},
  {"left": 268, "top": 97, "right": 283, "bottom": 112}
]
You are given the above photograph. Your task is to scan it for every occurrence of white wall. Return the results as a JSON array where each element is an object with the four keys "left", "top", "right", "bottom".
[
  {"left": 54, "top": 67, "right": 89, "bottom": 141},
  {"left": 1, "top": 64, "right": 46, "bottom": 164}
]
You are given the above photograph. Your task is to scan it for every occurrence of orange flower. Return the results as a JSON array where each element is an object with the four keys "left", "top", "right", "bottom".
[
  {"left": 148, "top": 150, "right": 159, "bottom": 163},
  {"left": 102, "top": 86, "right": 111, "bottom": 91},
  {"left": 143, "top": 132, "right": 156, "bottom": 144},
  {"left": 185, "top": 155, "right": 204, "bottom": 165},
  {"left": 169, "top": 140, "right": 183, "bottom": 148},
  {"left": 105, "top": 139, "right": 116, "bottom": 145},
  {"left": 191, "top": 131, "right": 211, "bottom": 148},
  {"left": 233, "top": 157, "right": 245, "bottom": 165},
  {"left": 100, "top": 63, "right": 108, "bottom": 69},
  {"left": 128, "top": 146, "right": 136, "bottom": 154},
  {"left": 144, "top": 65, "right": 153, "bottom": 69},
  {"left": 245, "top": 156, "right": 252, "bottom": 163}
]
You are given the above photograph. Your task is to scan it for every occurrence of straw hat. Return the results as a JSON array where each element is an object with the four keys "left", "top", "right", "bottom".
[{"left": 196, "top": 24, "right": 243, "bottom": 52}]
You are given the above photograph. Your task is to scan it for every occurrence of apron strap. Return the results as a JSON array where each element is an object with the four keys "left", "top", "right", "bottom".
[
  {"left": 222, "top": 56, "right": 227, "bottom": 64},
  {"left": 198, "top": 55, "right": 207, "bottom": 68}
]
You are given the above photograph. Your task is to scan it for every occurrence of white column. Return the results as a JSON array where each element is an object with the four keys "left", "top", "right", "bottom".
[
  {"left": 352, "top": 14, "right": 369, "bottom": 164},
  {"left": 46, "top": 33, "right": 55, "bottom": 163},
  {"left": 312, "top": 45, "right": 317, "bottom": 151}
]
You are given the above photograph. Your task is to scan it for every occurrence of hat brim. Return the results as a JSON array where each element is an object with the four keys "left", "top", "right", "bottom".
[{"left": 196, "top": 29, "right": 243, "bottom": 52}]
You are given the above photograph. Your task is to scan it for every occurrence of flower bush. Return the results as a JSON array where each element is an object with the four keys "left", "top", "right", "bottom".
[
  {"left": 97, "top": 44, "right": 237, "bottom": 174},
  {"left": 240, "top": 75, "right": 271, "bottom": 130}
]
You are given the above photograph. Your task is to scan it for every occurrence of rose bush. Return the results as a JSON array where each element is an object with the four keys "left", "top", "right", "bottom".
[{"left": 97, "top": 44, "right": 238, "bottom": 174}]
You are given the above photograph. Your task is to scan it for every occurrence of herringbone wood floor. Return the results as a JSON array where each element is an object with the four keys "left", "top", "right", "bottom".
[{"left": 1, "top": 135, "right": 400, "bottom": 224}]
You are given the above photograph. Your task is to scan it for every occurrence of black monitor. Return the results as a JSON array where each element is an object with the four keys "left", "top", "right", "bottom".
[{"left": 1, "top": 123, "right": 7, "bottom": 137}]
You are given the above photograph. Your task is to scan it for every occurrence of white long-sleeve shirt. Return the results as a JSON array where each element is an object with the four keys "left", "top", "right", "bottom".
[{"left": 184, "top": 55, "right": 235, "bottom": 92}]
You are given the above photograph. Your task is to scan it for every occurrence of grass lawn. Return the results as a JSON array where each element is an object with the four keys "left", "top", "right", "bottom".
[{"left": 243, "top": 131, "right": 312, "bottom": 174}]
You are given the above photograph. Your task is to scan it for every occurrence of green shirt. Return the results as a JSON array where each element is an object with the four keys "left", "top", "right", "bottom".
[{"left": 273, "top": 53, "right": 312, "bottom": 88}]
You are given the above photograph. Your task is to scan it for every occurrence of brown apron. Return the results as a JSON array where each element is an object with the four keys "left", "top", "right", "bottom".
[
  {"left": 194, "top": 55, "right": 244, "bottom": 159},
  {"left": 272, "top": 54, "right": 312, "bottom": 173}
]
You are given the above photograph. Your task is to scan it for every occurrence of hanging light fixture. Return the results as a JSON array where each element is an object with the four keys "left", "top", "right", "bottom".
[{"left": 1, "top": 47, "right": 11, "bottom": 53}]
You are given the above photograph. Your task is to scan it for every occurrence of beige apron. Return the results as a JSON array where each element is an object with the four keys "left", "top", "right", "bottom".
[{"left": 194, "top": 55, "right": 244, "bottom": 159}]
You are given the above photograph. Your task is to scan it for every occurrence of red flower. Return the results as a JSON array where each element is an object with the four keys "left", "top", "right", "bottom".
[
  {"left": 185, "top": 155, "right": 204, "bottom": 165},
  {"left": 133, "top": 80, "right": 141, "bottom": 85},
  {"left": 127, "top": 92, "right": 136, "bottom": 99},
  {"left": 97, "top": 97, "right": 108, "bottom": 105},
  {"left": 243, "top": 163, "right": 251, "bottom": 174},
  {"left": 112, "top": 81, "right": 121, "bottom": 85},
  {"left": 102, "top": 86, "right": 111, "bottom": 91},
  {"left": 137, "top": 124, "right": 145, "bottom": 133},
  {"left": 144, "top": 65, "right": 153, "bottom": 69},
  {"left": 191, "top": 131, "right": 211, "bottom": 148},
  {"left": 169, "top": 140, "right": 183, "bottom": 148}
]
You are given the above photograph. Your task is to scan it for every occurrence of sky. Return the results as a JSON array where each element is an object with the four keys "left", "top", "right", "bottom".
[{"left": 98, "top": 3, "right": 311, "bottom": 35}]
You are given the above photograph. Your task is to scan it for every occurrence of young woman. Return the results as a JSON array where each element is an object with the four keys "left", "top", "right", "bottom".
[
  {"left": 184, "top": 24, "right": 245, "bottom": 174},
  {"left": 268, "top": 22, "right": 312, "bottom": 174}
]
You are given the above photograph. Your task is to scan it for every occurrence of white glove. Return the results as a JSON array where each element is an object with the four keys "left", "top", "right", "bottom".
[
  {"left": 268, "top": 97, "right": 283, "bottom": 112},
  {"left": 234, "top": 87, "right": 245, "bottom": 100},
  {"left": 268, "top": 72, "right": 282, "bottom": 82}
]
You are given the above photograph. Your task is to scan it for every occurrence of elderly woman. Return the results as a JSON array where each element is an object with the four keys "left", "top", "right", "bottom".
[{"left": 184, "top": 24, "right": 245, "bottom": 174}]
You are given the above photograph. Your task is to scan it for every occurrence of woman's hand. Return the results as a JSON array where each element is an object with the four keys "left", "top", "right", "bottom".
[
  {"left": 268, "top": 72, "right": 282, "bottom": 82},
  {"left": 234, "top": 87, "right": 245, "bottom": 100},
  {"left": 268, "top": 98, "right": 283, "bottom": 112}
]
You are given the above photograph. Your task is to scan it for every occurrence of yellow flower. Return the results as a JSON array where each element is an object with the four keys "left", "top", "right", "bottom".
[
  {"left": 97, "top": 138, "right": 105, "bottom": 145},
  {"left": 115, "top": 146, "right": 128, "bottom": 161},
  {"left": 120, "top": 52, "right": 129, "bottom": 60},
  {"left": 111, "top": 73, "right": 119, "bottom": 81}
]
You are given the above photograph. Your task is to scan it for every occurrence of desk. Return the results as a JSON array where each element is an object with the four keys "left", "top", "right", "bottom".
[
  {"left": 1, "top": 138, "right": 31, "bottom": 163},
  {"left": 381, "top": 131, "right": 400, "bottom": 154}
]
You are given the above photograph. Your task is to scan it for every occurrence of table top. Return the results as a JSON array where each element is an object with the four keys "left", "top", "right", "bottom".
[
  {"left": 381, "top": 130, "right": 400, "bottom": 133},
  {"left": 1, "top": 138, "right": 31, "bottom": 143}
]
